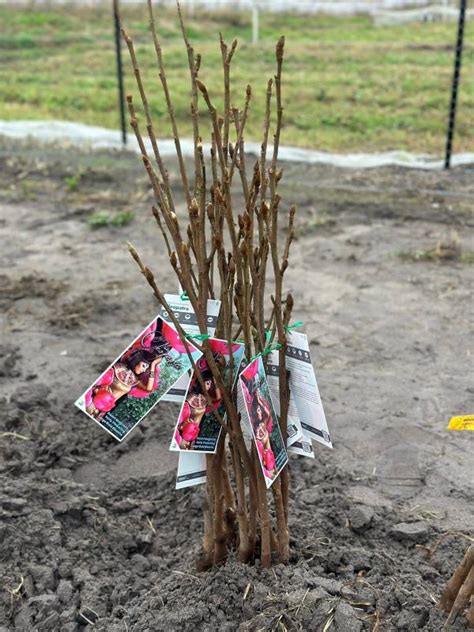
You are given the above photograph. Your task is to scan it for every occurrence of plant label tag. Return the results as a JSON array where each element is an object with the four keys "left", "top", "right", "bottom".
[
  {"left": 176, "top": 340, "right": 246, "bottom": 489},
  {"left": 74, "top": 316, "right": 202, "bottom": 442},
  {"left": 266, "top": 350, "right": 314, "bottom": 459},
  {"left": 170, "top": 339, "right": 245, "bottom": 454},
  {"left": 288, "top": 438, "right": 315, "bottom": 458},
  {"left": 265, "top": 351, "right": 309, "bottom": 448},
  {"left": 239, "top": 356, "right": 289, "bottom": 488},
  {"left": 159, "top": 295, "right": 221, "bottom": 403},
  {"left": 176, "top": 452, "right": 207, "bottom": 489},
  {"left": 286, "top": 331, "right": 332, "bottom": 449},
  {"left": 236, "top": 373, "right": 254, "bottom": 450}
]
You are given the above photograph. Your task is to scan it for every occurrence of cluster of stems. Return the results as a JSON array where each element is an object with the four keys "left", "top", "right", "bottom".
[{"left": 123, "top": 1, "right": 296, "bottom": 568}]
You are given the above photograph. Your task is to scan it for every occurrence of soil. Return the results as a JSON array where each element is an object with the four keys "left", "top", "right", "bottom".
[{"left": 0, "top": 137, "right": 473, "bottom": 631}]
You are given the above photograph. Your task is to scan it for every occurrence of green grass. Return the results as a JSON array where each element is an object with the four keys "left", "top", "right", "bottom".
[
  {"left": 397, "top": 248, "right": 474, "bottom": 263},
  {"left": 0, "top": 5, "right": 473, "bottom": 153},
  {"left": 64, "top": 174, "right": 81, "bottom": 192},
  {"left": 397, "top": 248, "right": 438, "bottom": 262},
  {"left": 88, "top": 210, "right": 135, "bottom": 229},
  {"left": 461, "top": 251, "right": 474, "bottom": 264}
]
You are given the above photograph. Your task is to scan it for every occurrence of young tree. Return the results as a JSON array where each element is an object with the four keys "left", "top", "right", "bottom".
[{"left": 123, "top": 1, "right": 297, "bottom": 568}]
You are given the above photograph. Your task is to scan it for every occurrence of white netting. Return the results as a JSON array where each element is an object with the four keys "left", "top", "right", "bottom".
[{"left": 373, "top": 5, "right": 473, "bottom": 26}]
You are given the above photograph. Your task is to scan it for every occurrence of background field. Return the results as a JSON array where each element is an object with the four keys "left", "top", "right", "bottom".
[{"left": 0, "top": 4, "right": 473, "bottom": 153}]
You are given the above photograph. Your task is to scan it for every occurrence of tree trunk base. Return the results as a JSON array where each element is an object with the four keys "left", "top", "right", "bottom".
[{"left": 439, "top": 544, "right": 474, "bottom": 629}]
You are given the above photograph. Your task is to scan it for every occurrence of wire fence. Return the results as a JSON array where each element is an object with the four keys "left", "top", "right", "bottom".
[
  {"left": 1, "top": 0, "right": 472, "bottom": 160},
  {"left": 4, "top": 0, "right": 471, "bottom": 33},
  {"left": 0, "top": 0, "right": 461, "bottom": 13}
]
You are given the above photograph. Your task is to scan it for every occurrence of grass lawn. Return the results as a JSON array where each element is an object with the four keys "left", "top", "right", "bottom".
[{"left": 0, "top": 4, "right": 472, "bottom": 153}]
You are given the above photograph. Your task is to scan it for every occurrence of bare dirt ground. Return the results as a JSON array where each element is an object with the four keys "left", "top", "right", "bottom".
[{"left": 0, "top": 138, "right": 473, "bottom": 631}]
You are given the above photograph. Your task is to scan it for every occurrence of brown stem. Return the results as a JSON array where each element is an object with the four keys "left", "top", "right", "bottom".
[
  {"left": 147, "top": 0, "right": 191, "bottom": 207},
  {"left": 122, "top": 28, "right": 177, "bottom": 216},
  {"left": 228, "top": 86, "right": 251, "bottom": 184},
  {"left": 212, "top": 442, "right": 228, "bottom": 565},
  {"left": 232, "top": 106, "right": 250, "bottom": 205},
  {"left": 219, "top": 35, "right": 238, "bottom": 163},
  {"left": 270, "top": 36, "right": 285, "bottom": 173},
  {"left": 260, "top": 78, "right": 273, "bottom": 206},
  {"left": 204, "top": 453, "right": 216, "bottom": 564},
  {"left": 272, "top": 476, "right": 289, "bottom": 563},
  {"left": 440, "top": 545, "right": 474, "bottom": 612},
  {"left": 257, "top": 471, "right": 272, "bottom": 569},
  {"left": 230, "top": 439, "right": 250, "bottom": 562},
  {"left": 151, "top": 206, "right": 172, "bottom": 257},
  {"left": 445, "top": 566, "right": 474, "bottom": 627}
]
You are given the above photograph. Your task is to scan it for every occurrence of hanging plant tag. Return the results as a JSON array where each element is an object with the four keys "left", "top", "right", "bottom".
[
  {"left": 159, "top": 294, "right": 221, "bottom": 403},
  {"left": 165, "top": 293, "right": 226, "bottom": 487},
  {"left": 285, "top": 331, "right": 332, "bottom": 449},
  {"left": 75, "top": 316, "right": 202, "bottom": 442},
  {"left": 170, "top": 339, "right": 245, "bottom": 454},
  {"left": 176, "top": 452, "right": 207, "bottom": 489},
  {"left": 265, "top": 349, "right": 313, "bottom": 456},
  {"left": 159, "top": 294, "right": 221, "bottom": 333},
  {"left": 239, "top": 356, "right": 289, "bottom": 488}
]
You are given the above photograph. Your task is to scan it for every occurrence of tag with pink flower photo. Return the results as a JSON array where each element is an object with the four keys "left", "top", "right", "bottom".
[
  {"left": 75, "top": 316, "right": 202, "bottom": 442},
  {"left": 239, "top": 355, "right": 288, "bottom": 488},
  {"left": 169, "top": 339, "right": 245, "bottom": 454}
]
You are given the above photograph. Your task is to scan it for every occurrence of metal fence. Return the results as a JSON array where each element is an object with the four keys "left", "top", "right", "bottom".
[
  {"left": 1, "top": 0, "right": 470, "bottom": 166},
  {"left": 0, "top": 0, "right": 460, "bottom": 15}
]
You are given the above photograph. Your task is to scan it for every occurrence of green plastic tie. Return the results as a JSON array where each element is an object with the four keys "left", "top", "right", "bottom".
[
  {"left": 186, "top": 333, "right": 210, "bottom": 341},
  {"left": 285, "top": 320, "right": 304, "bottom": 332},
  {"left": 249, "top": 341, "right": 281, "bottom": 363},
  {"left": 180, "top": 291, "right": 189, "bottom": 301}
]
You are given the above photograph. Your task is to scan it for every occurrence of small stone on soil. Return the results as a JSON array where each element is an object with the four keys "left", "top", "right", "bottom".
[
  {"left": 347, "top": 505, "right": 375, "bottom": 532},
  {"left": 390, "top": 521, "right": 430, "bottom": 542}
]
